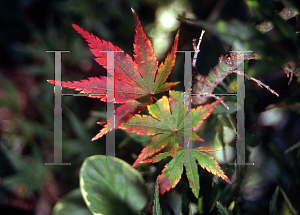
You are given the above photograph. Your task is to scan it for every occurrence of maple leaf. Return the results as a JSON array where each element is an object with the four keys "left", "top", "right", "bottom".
[
  {"left": 48, "top": 9, "right": 179, "bottom": 141},
  {"left": 120, "top": 90, "right": 223, "bottom": 167},
  {"left": 142, "top": 146, "right": 233, "bottom": 197}
]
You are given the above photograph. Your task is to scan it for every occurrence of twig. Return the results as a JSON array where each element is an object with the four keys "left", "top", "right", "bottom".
[
  {"left": 192, "top": 30, "right": 205, "bottom": 67},
  {"left": 192, "top": 31, "right": 230, "bottom": 110},
  {"left": 233, "top": 70, "right": 279, "bottom": 97}
]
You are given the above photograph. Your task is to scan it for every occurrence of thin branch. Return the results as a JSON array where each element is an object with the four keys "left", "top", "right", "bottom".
[
  {"left": 233, "top": 70, "right": 279, "bottom": 97},
  {"left": 192, "top": 30, "right": 205, "bottom": 67}
]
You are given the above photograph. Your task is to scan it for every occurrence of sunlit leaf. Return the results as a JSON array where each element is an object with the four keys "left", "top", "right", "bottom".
[
  {"left": 48, "top": 9, "right": 179, "bottom": 141},
  {"left": 121, "top": 91, "right": 223, "bottom": 167},
  {"left": 144, "top": 147, "right": 232, "bottom": 197}
]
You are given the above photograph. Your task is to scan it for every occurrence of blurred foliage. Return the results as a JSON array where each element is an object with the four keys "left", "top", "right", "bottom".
[
  {"left": 52, "top": 188, "right": 91, "bottom": 215},
  {"left": 0, "top": 0, "right": 300, "bottom": 215}
]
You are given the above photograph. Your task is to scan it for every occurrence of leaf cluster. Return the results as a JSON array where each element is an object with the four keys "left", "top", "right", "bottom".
[{"left": 48, "top": 9, "right": 233, "bottom": 214}]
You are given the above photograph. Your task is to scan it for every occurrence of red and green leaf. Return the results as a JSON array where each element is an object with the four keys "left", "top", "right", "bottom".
[
  {"left": 92, "top": 99, "right": 149, "bottom": 141},
  {"left": 184, "top": 147, "right": 199, "bottom": 198},
  {"left": 48, "top": 9, "right": 179, "bottom": 140},
  {"left": 144, "top": 146, "right": 232, "bottom": 198},
  {"left": 121, "top": 90, "right": 223, "bottom": 167},
  {"left": 192, "top": 147, "right": 232, "bottom": 185}
]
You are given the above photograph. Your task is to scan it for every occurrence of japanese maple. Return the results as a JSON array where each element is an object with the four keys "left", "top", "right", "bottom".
[
  {"left": 48, "top": 9, "right": 232, "bottom": 197},
  {"left": 121, "top": 91, "right": 232, "bottom": 196},
  {"left": 144, "top": 146, "right": 232, "bottom": 197},
  {"left": 48, "top": 9, "right": 179, "bottom": 141},
  {"left": 121, "top": 90, "right": 225, "bottom": 167}
]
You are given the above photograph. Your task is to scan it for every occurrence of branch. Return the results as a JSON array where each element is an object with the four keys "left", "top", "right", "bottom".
[{"left": 233, "top": 70, "right": 279, "bottom": 97}]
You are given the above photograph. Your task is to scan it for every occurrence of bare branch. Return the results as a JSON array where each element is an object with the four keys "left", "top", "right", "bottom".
[{"left": 233, "top": 70, "right": 279, "bottom": 97}]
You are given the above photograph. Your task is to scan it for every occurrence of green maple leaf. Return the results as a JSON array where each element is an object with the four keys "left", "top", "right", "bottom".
[
  {"left": 143, "top": 146, "right": 233, "bottom": 198},
  {"left": 121, "top": 90, "right": 224, "bottom": 168}
]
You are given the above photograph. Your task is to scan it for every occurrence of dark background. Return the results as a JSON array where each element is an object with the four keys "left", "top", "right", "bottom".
[{"left": 0, "top": 0, "right": 299, "bottom": 214}]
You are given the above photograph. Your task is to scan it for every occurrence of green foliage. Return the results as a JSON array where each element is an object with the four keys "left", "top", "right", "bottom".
[
  {"left": 80, "top": 155, "right": 148, "bottom": 215},
  {"left": 270, "top": 186, "right": 279, "bottom": 215},
  {"left": 2, "top": 146, "right": 47, "bottom": 195},
  {"left": 152, "top": 179, "right": 162, "bottom": 215},
  {"left": 143, "top": 146, "right": 232, "bottom": 198},
  {"left": 121, "top": 91, "right": 223, "bottom": 166},
  {"left": 215, "top": 201, "right": 232, "bottom": 215},
  {"left": 52, "top": 189, "right": 91, "bottom": 215},
  {"left": 278, "top": 186, "right": 298, "bottom": 215}
]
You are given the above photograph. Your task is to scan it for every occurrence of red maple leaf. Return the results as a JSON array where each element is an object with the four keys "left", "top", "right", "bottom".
[{"left": 48, "top": 9, "right": 179, "bottom": 140}]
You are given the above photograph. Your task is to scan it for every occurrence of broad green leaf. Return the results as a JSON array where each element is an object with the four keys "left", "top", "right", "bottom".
[
  {"left": 52, "top": 188, "right": 91, "bottom": 215},
  {"left": 121, "top": 90, "right": 223, "bottom": 167},
  {"left": 80, "top": 155, "right": 148, "bottom": 215}
]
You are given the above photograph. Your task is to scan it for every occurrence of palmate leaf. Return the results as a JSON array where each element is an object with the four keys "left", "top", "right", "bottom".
[
  {"left": 121, "top": 90, "right": 223, "bottom": 168},
  {"left": 48, "top": 9, "right": 179, "bottom": 141},
  {"left": 143, "top": 146, "right": 232, "bottom": 197}
]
